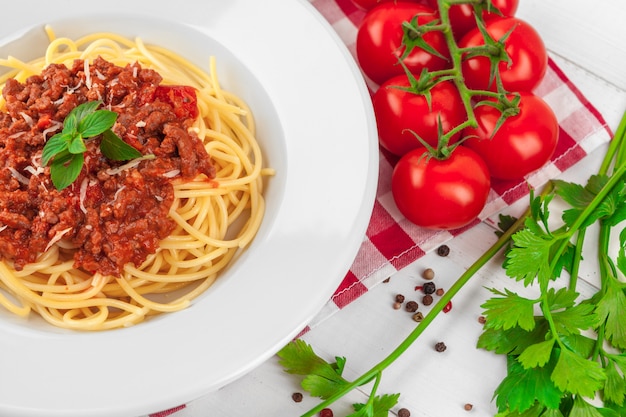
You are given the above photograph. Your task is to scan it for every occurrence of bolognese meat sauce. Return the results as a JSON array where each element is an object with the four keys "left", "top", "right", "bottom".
[{"left": 0, "top": 57, "right": 215, "bottom": 277}]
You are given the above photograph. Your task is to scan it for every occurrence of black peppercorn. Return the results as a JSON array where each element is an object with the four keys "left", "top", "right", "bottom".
[
  {"left": 437, "top": 245, "right": 450, "bottom": 256},
  {"left": 422, "top": 294, "right": 433, "bottom": 306},
  {"left": 422, "top": 281, "right": 436, "bottom": 294},
  {"left": 435, "top": 341, "right": 447, "bottom": 352},
  {"left": 398, "top": 408, "right": 411, "bottom": 417},
  {"left": 405, "top": 301, "right": 419, "bottom": 312}
]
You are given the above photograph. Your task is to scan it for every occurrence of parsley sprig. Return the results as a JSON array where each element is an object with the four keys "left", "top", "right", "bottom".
[
  {"left": 42, "top": 100, "right": 142, "bottom": 190},
  {"left": 478, "top": 112, "right": 626, "bottom": 417},
  {"left": 279, "top": 110, "right": 626, "bottom": 416}
]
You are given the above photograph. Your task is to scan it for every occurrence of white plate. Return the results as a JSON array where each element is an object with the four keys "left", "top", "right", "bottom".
[{"left": 0, "top": 1, "right": 378, "bottom": 416}]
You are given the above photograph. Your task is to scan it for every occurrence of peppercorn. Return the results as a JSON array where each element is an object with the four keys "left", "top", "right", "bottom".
[
  {"left": 292, "top": 392, "right": 303, "bottom": 403},
  {"left": 422, "top": 294, "right": 433, "bottom": 306},
  {"left": 464, "top": 403, "right": 473, "bottom": 411},
  {"left": 398, "top": 408, "right": 411, "bottom": 417},
  {"left": 320, "top": 408, "right": 334, "bottom": 417},
  {"left": 405, "top": 301, "right": 419, "bottom": 312},
  {"left": 435, "top": 288, "right": 444, "bottom": 296},
  {"left": 422, "top": 268, "right": 435, "bottom": 280},
  {"left": 478, "top": 315, "right": 486, "bottom": 324},
  {"left": 437, "top": 245, "right": 450, "bottom": 256},
  {"left": 395, "top": 294, "right": 405, "bottom": 303},
  {"left": 435, "top": 341, "right": 447, "bottom": 352},
  {"left": 422, "top": 281, "right": 436, "bottom": 294},
  {"left": 412, "top": 312, "right": 424, "bottom": 322},
  {"left": 393, "top": 302, "right": 402, "bottom": 310}
]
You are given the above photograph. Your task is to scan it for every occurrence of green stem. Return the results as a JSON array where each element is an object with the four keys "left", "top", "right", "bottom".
[
  {"left": 597, "top": 222, "right": 613, "bottom": 294},
  {"left": 445, "top": 0, "right": 483, "bottom": 5},
  {"left": 568, "top": 228, "right": 585, "bottom": 291},
  {"left": 437, "top": 0, "right": 478, "bottom": 129},
  {"left": 548, "top": 160, "right": 626, "bottom": 276},
  {"left": 599, "top": 109, "right": 626, "bottom": 176},
  {"left": 302, "top": 210, "right": 529, "bottom": 417},
  {"left": 365, "top": 372, "right": 383, "bottom": 408}
]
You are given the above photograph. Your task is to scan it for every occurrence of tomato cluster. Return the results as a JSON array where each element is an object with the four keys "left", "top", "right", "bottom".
[{"left": 353, "top": 0, "right": 559, "bottom": 230}]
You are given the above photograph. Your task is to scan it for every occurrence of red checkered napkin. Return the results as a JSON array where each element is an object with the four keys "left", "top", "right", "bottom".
[{"left": 303, "top": 0, "right": 612, "bottom": 329}]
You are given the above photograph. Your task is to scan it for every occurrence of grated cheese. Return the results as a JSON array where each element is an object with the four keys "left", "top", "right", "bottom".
[
  {"left": 79, "top": 178, "right": 89, "bottom": 214},
  {"left": 162, "top": 169, "right": 180, "bottom": 178},
  {"left": 105, "top": 155, "right": 155, "bottom": 176},
  {"left": 113, "top": 185, "right": 126, "bottom": 202},
  {"left": 24, "top": 165, "right": 44, "bottom": 176},
  {"left": 8, "top": 167, "right": 29, "bottom": 185},
  {"left": 19, "top": 112, "right": 33, "bottom": 127},
  {"left": 42, "top": 121, "right": 62, "bottom": 141},
  {"left": 44, "top": 227, "right": 73, "bottom": 252},
  {"left": 7, "top": 131, "right": 26, "bottom": 140}
]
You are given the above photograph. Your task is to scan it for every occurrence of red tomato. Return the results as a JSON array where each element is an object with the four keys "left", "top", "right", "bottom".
[
  {"left": 391, "top": 146, "right": 491, "bottom": 229},
  {"left": 426, "top": 0, "right": 518, "bottom": 40},
  {"left": 373, "top": 75, "right": 465, "bottom": 155},
  {"left": 352, "top": 0, "right": 428, "bottom": 10},
  {"left": 459, "top": 17, "right": 547, "bottom": 93},
  {"left": 463, "top": 92, "right": 559, "bottom": 180},
  {"left": 154, "top": 85, "right": 199, "bottom": 119},
  {"left": 356, "top": 2, "right": 451, "bottom": 85}
]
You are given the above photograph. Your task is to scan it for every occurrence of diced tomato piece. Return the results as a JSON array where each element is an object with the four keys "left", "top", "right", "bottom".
[
  {"left": 37, "top": 114, "right": 52, "bottom": 130},
  {"left": 153, "top": 86, "right": 199, "bottom": 119}
]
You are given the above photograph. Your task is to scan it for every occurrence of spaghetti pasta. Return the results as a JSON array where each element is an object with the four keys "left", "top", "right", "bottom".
[{"left": 0, "top": 26, "right": 272, "bottom": 330}]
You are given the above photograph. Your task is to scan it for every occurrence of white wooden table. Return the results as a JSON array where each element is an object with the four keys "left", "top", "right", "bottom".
[{"left": 152, "top": 1, "right": 626, "bottom": 416}]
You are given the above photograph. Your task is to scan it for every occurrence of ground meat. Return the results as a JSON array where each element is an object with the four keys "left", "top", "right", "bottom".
[{"left": 0, "top": 56, "right": 215, "bottom": 276}]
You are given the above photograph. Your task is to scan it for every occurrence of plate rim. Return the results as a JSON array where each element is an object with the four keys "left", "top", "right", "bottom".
[{"left": 0, "top": 1, "right": 379, "bottom": 416}]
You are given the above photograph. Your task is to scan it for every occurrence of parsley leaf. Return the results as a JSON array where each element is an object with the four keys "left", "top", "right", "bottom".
[
  {"left": 594, "top": 279, "right": 626, "bottom": 349},
  {"left": 545, "top": 287, "right": 579, "bottom": 311},
  {"left": 551, "top": 348, "right": 606, "bottom": 398},
  {"left": 505, "top": 227, "right": 556, "bottom": 287},
  {"left": 494, "top": 354, "right": 563, "bottom": 413},
  {"left": 517, "top": 339, "right": 555, "bottom": 369},
  {"left": 481, "top": 288, "right": 537, "bottom": 331},
  {"left": 351, "top": 394, "right": 400, "bottom": 417},
  {"left": 551, "top": 303, "right": 596, "bottom": 335},
  {"left": 277, "top": 340, "right": 350, "bottom": 399},
  {"left": 569, "top": 396, "right": 606, "bottom": 417},
  {"left": 603, "top": 360, "right": 626, "bottom": 406}
]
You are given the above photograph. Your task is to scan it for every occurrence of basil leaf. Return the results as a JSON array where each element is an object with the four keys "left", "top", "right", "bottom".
[
  {"left": 68, "top": 134, "right": 87, "bottom": 155},
  {"left": 50, "top": 152, "right": 84, "bottom": 190},
  {"left": 100, "top": 130, "right": 142, "bottom": 161},
  {"left": 79, "top": 110, "right": 117, "bottom": 137},
  {"left": 69, "top": 100, "right": 102, "bottom": 125},
  {"left": 42, "top": 132, "right": 72, "bottom": 165},
  {"left": 63, "top": 112, "right": 78, "bottom": 133}
]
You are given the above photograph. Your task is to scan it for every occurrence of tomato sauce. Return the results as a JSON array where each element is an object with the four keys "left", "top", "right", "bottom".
[{"left": 0, "top": 57, "right": 215, "bottom": 276}]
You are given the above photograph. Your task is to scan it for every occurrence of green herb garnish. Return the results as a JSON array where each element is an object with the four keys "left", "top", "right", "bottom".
[
  {"left": 279, "top": 110, "right": 626, "bottom": 416},
  {"left": 42, "top": 100, "right": 142, "bottom": 190}
]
